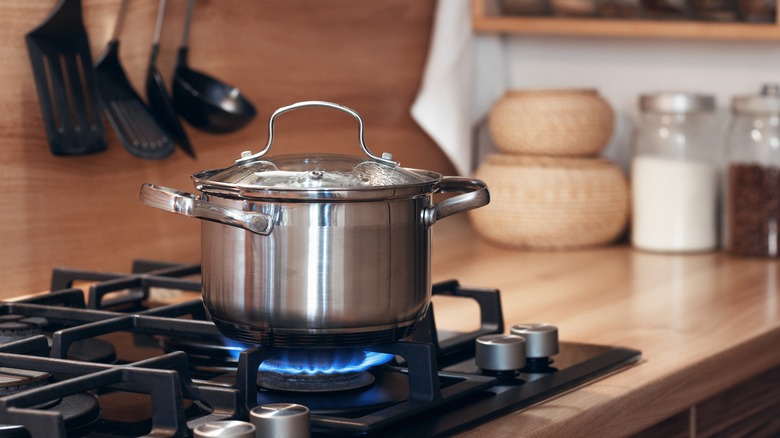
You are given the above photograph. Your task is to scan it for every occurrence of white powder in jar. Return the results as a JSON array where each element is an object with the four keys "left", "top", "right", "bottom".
[{"left": 631, "top": 156, "right": 718, "bottom": 252}]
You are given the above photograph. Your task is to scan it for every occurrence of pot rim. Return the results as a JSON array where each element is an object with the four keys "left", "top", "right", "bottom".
[{"left": 192, "top": 167, "right": 444, "bottom": 200}]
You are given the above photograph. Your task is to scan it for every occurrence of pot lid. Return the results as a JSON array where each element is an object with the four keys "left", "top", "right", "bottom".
[
  {"left": 194, "top": 153, "right": 439, "bottom": 199},
  {"left": 192, "top": 101, "right": 441, "bottom": 200}
]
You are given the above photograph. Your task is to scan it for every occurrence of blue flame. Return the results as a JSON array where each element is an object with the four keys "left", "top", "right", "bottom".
[
  {"left": 259, "top": 350, "right": 394, "bottom": 376},
  {"left": 220, "top": 339, "right": 393, "bottom": 375},
  {"left": 222, "top": 338, "right": 250, "bottom": 360}
]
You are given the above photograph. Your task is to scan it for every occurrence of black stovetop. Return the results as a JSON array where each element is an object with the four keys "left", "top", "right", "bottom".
[{"left": 0, "top": 260, "right": 640, "bottom": 437}]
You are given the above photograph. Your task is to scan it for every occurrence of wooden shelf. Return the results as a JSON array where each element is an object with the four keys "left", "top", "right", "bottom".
[{"left": 473, "top": 0, "right": 780, "bottom": 40}]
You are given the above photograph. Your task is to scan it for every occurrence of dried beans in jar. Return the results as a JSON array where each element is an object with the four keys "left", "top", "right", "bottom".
[
  {"left": 727, "top": 164, "right": 780, "bottom": 257},
  {"left": 725, "top": 90, "right": 780, "bottom": 257}
]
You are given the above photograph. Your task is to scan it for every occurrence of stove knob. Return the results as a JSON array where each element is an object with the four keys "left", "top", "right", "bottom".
[
  {"left": 475, "top": 334, "right": 526, "bottom": 371},
  {"left": 250, "top": 403, "right": 311, "bottom": 438},
  {"left": 193, "top": 420, "right": 256, "bottom": 438},
  {"left": 511, "top": 323, "right": 559, "bottom": 358}
]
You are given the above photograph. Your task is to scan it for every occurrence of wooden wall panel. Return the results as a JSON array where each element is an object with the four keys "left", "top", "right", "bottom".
[{"left": 0, "top": 0, "right": 452, "bottom": 294}]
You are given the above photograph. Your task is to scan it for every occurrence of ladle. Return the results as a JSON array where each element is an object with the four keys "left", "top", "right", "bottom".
[
  {"left": 172, "top": 0, "right": 256, "bottom": 134},
  {"left": 146, "top": 0, "right": 195, "bottom": 158}
]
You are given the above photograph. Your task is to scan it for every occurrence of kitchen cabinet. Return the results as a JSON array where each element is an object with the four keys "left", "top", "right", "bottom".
[
  {"left": 635, "top": 365, "right": 780, "bottom": 436},
  {"left": 472, "top": 0, "right": 780, "bottom": 40}
]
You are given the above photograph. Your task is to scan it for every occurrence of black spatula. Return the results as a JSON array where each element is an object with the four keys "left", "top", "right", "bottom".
[
  {"left": 146, "top": 0, "right": 195, "bottom": 158},
  {"left": 26, "top": 0, "right": 106, "bottom": 156},
  {"left": 95, "top": 0, "right": 174, "bottom": 160}
]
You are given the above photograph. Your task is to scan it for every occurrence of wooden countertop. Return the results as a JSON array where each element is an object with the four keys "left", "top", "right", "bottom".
[{"left": 430, "top": 216, "right": 780, "bottom": 437}]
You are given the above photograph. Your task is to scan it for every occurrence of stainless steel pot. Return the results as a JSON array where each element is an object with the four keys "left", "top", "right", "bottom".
[{"left": 139, "top": 101, "right": 489, "bottom": 347}]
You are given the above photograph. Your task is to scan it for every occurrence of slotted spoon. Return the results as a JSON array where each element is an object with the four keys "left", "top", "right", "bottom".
[{"left": 95, "top": 0, "right": 174, "bottom": 160}]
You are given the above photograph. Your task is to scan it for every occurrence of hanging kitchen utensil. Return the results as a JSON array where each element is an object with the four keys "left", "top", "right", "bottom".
[
  {"left": 26, "top": 0, "right": 106, "bottom": 156},
  {"left": 172, "top": 0, "right": 256, "bottom": 134},
  {"left": 94, "top": 0, "right": 174, "bottom": 160},
  {"left": 146, "top": 0, "right": 195, "bottom": 159}
]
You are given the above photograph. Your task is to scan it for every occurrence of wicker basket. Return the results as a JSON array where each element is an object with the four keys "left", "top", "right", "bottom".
[
  {"left": 488, "top": 89, "right": 615, "bottom": 156},
  {"left": 468, "top": 154, "right": 629, "bottom": 249}
]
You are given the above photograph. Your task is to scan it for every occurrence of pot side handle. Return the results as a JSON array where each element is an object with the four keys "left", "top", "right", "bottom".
[
  {"left": 139, "top": 183, "right": 273, "bottom": 236},
  {"left": 424, "top": 177, "right": 490, "bottom": 227}
]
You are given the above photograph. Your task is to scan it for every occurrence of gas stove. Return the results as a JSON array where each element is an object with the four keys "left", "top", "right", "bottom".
[{"left": 0, "top": 260, "right": 640, "bottom": 437}]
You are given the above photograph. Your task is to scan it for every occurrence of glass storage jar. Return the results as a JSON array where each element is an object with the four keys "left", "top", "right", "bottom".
[
  {"left": 725, "top": 91, "right": 780, "bottom": 258},
  {"left": 631, "top": 92, "right": 719, "bottom": 253}
]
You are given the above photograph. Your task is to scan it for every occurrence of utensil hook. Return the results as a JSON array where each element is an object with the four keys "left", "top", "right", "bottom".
[
  {"left": 153, "top": 0, "right": 167, "bottom": 46},
  {"left": 180, "top": 0, "right": 195, "bottom": 49},
  {"left": 111, "top": 0, "right": 131, "bottom": 41},
  {"left": 235, "top": 101, "right": 398, "bottom": 167}
]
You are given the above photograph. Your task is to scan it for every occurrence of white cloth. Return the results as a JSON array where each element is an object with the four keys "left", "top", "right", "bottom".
[{"left": 411, "top": 0, "right": 506, "bottom": 175}]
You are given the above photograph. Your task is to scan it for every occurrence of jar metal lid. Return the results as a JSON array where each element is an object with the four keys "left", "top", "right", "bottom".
[
  {"left": 640, "top": 92, "right": 716, "bottom": 113},
  {"left": 732, "top": 95, "right": 780, "bottom": 114}
]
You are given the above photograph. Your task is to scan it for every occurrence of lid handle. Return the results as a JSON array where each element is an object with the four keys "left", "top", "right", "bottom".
[{"left": 235, "top": 101, "right": 398, "bottom": 167}]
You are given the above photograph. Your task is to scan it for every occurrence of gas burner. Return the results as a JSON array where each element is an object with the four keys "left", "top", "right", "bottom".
[
  {"left": 0, "top": 314, "right": 116, "bottom": 364},
  {"left": 258, "top": 369, "right": 375, "bottom": 393},
  {"left": 256, "top": 349, "right": 394, "bottom": 393},
  {"left": 0, "top": 394, "right": 101, "bottom": 438},
  {"left": 258, "top": 368, "right": 412, "bottom": 416},
  {"left": 0, "top": 368, "right": 49, "bottom": 395},
  {"left": 0, "top": 315, "right": 47, "bottom": 344},
  {"left": 41, "top": 394, "right": 102, "bottom": 436},
  {"left": 67, "top": 339, "right": 117, "bottom": 364},
  {"left": 0, "top": 368, "right": 101, "bottom": 437}
]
